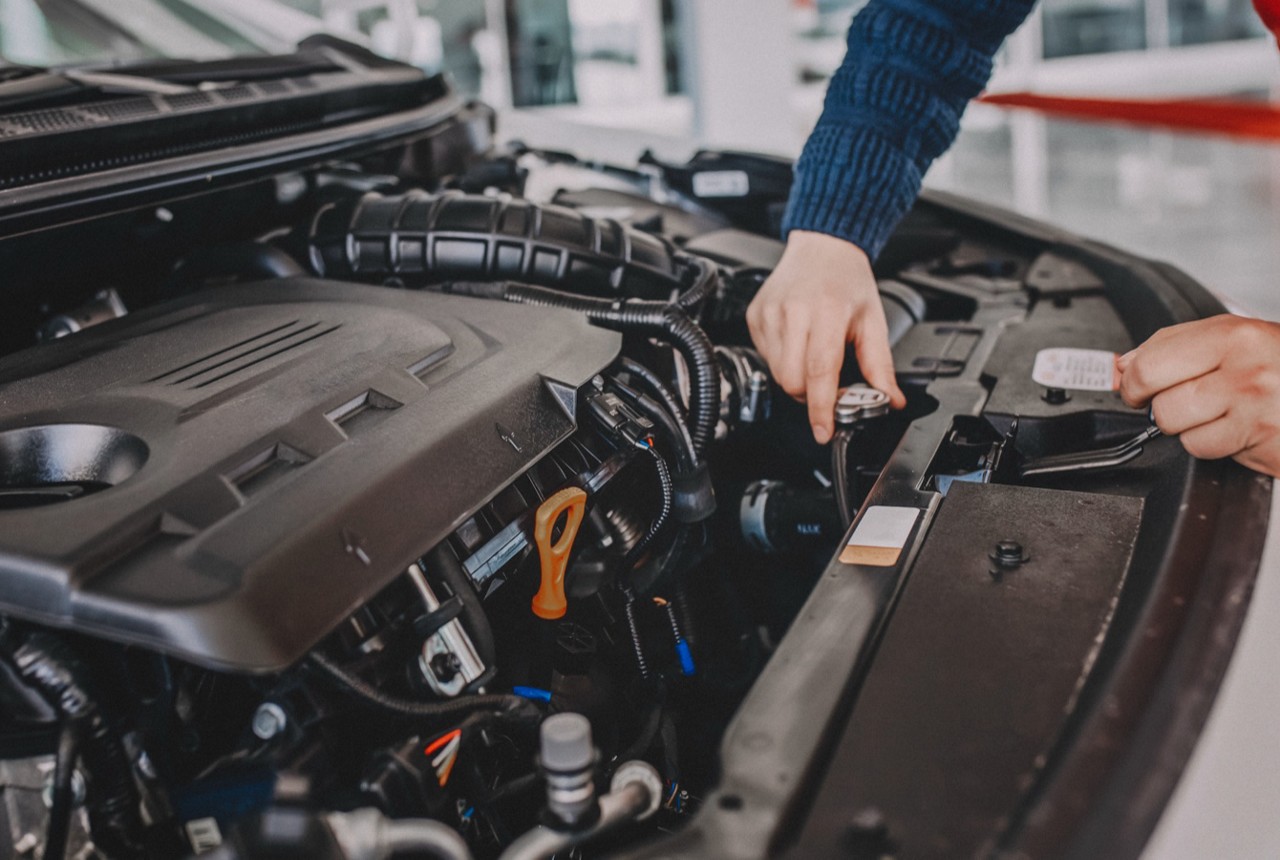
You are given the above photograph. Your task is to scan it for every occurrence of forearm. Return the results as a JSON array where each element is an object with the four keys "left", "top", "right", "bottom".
[{"left": 783, "top": 0, "right": 1036, "bottom": 258}]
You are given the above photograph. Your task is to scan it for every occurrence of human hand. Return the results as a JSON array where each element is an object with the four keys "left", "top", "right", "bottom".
[
  {"left": 746, "top": 230, "right": 906, "bottom": 445},
  {"left": 1117, "top": 314, "right": 1280, "bottom": 477}
]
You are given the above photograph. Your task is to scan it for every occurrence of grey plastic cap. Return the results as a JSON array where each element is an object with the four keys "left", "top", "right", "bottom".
[{"left": 540, "top": 712, "right": 595, "bottom": 772}]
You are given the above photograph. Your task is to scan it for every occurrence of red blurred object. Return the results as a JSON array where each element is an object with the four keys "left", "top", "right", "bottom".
[
  {"left": 977, "top": 0, "right": 1280, "bottom": 140},
  {"left": 1255, "top": 0, "right": 1280, "bottom": 37},
  {"left": 978, "top": 92, "right": 1280, "bottom": 141}
]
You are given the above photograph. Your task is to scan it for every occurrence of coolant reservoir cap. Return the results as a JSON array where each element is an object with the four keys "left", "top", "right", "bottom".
[
  {"left": 835, "top": 383, "right": 891, "bottom": 425},
  {"left": 540, "top": 712, "right": 595, "bottom": 772}
]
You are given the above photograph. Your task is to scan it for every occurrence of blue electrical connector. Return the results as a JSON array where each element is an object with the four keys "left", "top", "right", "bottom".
[
  {"left": 513, "top": 685, "right": 553, "bottom": 702},
  {"left": 675, "top": 639, "right": 696, "bottom": 676}
]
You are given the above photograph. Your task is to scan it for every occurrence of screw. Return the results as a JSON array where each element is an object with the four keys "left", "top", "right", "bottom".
[
  {"left": 252, "top": 703, "right": 288, "bottom": 741},
  {"left": 1042, "top": 387, "right": 1071, "bottom": 405},
  {"left": 989, "top": 540, "right": 1030, "bottom": 580},
  {"left": 430, "top": 652, "right": 463, "bottom": 683}
]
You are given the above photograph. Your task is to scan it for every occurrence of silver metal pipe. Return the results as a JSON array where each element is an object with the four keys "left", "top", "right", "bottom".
[
  {"left": 327, "top": 808, "right": 474, "bottom": 860},
  {"left": 499, "top": 762, "right": 662, "bottom": 860}
]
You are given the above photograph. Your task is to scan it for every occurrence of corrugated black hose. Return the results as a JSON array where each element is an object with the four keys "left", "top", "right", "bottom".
[
  {"left": 1, "top": 632, "right": 146, "bottom": 859},
  {"left": 44, "top": 721, "right": 80, "bottom": 860},
  {"left": 493, "top": 283, "right": 720, "bottom": 458},
  {"left": 674, "top": 255, "right": 718, "bottom": 312},
  {"left": 622, "top": 590, "right": 650, "bottom": 680}
]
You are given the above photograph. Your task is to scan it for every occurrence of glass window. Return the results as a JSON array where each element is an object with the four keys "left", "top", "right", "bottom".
[
  {"left": 793, "top": 0, "right": 867, "bottom": 84},
  {"left": 1169, "top": 0, "right": 1268, "bottom": 46},
  {"left": 1041, "top": 0, "right": 1147, "bottom": 58}
]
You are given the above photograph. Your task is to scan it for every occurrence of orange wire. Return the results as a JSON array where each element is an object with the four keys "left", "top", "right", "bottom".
[
  {"left": 439, "top": 750, "right": 458, "bottom": 786},
  {"left": 424, "top": 728, "right": 461, "bottom": 757}
]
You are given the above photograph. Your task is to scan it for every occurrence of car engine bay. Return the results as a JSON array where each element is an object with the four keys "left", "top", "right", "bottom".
[{"left": 0, "top": 52, "right": 1269, "bottom": 860}]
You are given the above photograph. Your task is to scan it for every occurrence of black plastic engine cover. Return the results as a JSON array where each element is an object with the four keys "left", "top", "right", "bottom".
[{"left": 0, "top": 279, "right": 620, "bottom": 673}]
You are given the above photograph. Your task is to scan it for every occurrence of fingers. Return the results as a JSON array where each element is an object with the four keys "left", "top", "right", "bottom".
[
  {"left": 806, "top": 314, "right": 849, "bottom": 444},
  {"left": 745, "top": 232, "right": 907, "bottom": 444},
  {"left": 852, "top": 310, "right": 905, "bottom": 409},
  {"left": 745, "top": 300, "right": 778, "bottom": 385},
  {"left": 1149, "top": 373, "right": 1229, "bottom": 436},
  {"left": 1119, "top": 316, "right": 1235, "bottom": 406},
  {"left": 1234, "top": 438, "right": 1280, "bottom": 478},
  {"left": 770, "top": 306, "right": 812, "bottom": 400},
  {"left": 1179, "top": 414, "right": 1253, "bottom": 461}
]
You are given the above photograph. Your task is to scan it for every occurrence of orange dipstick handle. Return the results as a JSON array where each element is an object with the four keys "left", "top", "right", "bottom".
[{"left": 531, "top": 487, "right": 588, "bottom": 620}]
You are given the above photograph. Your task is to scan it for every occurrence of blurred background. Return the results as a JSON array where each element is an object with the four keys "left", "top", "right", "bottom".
[{"left": 1, "top": 0, "right": 1278, "bottom": 316}]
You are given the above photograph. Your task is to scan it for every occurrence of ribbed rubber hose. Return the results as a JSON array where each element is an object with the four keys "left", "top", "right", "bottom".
[
  {"left": 2, "top": 633, "right": 145, "bottom": 859},
  {"left": 44, "top": 721, "right": 80, "bottom": 860},
  {"left": 675, "top": 255, "right": 718, "bottom": 312},
  {"left": 499, "top": 284, "right": 720, "bottom": 457}
]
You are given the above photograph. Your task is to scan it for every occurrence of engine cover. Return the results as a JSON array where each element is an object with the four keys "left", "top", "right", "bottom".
[{"left": 0, "top": 279, "right": 620, "bottom": 672}]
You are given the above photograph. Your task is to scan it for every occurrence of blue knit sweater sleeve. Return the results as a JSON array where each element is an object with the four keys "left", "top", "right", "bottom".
[{"left": 782, "top": 0, "right": 1036, "bottom": 258}]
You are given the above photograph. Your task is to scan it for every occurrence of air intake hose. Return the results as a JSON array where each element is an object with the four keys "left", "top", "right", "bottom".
[{"left": 306, "top": 190, "right": 718, "bottom": 306}]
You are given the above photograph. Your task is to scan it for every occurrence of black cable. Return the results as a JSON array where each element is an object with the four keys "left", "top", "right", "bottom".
[
  {"left": 624, "top": 447, "right": 674, "bottom": 574},
  {"left": 309, "top": 653, "right": 537, "bottom": 721},
  {"left": 44, "top": 720, "right": 80, "bottom": 860},
  {"left": 622, "top": 590, "right": 650, "bottom": 680},
  {"left": 614, "top": 700, "right": 663, "bottom": 765},
  {"left": 616, "top": 356, "right": 697, "bottom": 460},
  {"left": 630, "top": 524, "right": 691, "bottom": 598},
  {"left": 608, "top": 378, "right": 694, "bottom": 473},
  {"left": 497, "top": 284, "right": 720, "bottom": 457},
  {"left": 673, "top": 581, "right": 697, "bottom": 650},
  {"left": 832, "top": 428, "right": 856, "bottom": 527},
  {"left": 675, "top": 256, "right": 719, "bottom": 312},
  {"left": 475, "top": 772, "right": 539, "bottom": 805}
]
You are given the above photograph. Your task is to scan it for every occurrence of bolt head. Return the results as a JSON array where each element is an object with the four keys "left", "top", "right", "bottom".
[
  {"left": 430, "top": 652, "right": 463, "bottom": 683},
  {"left": 252, "top": 703, "right": 288, "bottom": 740},
  {"left": 996, "top": 540, "right": 1023, "bottom": 560}
]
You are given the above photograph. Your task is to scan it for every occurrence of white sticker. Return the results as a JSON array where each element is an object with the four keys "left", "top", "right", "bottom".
[
  {"left": 840, "top": 505, "right": 920, "bottom": 567},
  {"left": 186, "top": 818, "right": 223, "bottom": 854},
  {"left": 691, "top": 170, "right": 750, "bottom": 198},
  {"left": 1032, "top": 348, "right": 1120, "bottom": 392}
]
